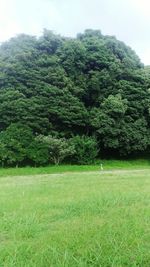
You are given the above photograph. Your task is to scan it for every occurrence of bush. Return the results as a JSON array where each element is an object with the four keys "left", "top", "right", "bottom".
[
  {"left": 0, "top": 123, "right": 34, "bottom": 167},
  {"left": 35, "top": 135, "right": 75, "bottom": 165},
  {"left": 70, "top": 135, "right": 99, "bottom": 164},
  {"left": 27, "top": 137, "right": 49, "bottom": 166}
]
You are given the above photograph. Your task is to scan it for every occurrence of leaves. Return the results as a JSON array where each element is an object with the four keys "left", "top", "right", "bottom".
[{"left": 0, "top": 29, "right": 149, "bottom": 164}]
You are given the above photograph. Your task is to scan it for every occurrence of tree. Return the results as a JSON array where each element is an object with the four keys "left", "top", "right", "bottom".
[
  {"left": 0, "top": 29, "right": 149, "bottom": 163},
  {"left": 70, "top": 135, "right": 99, "bottom": 164},
  {"left": 0, "top": 123, "right": 33, "bottom": 166},
  {"left": 38, "top": 135, "right": 75, "bottom": 165},
  {"left": 27, "top": 136, "right": 49, "bottom": 166}
]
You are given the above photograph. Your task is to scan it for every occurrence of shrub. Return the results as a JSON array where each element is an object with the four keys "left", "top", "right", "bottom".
[
  {"left": 36, "top": 135, "right": 75, "bottom": 165},
  {"left": 70, "top": 135, "right": 99, "bottom": 164}
]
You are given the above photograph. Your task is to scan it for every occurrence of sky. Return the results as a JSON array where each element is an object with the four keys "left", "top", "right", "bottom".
[{"left": 0, "top": 0, "right": 150, "bottom": 65}]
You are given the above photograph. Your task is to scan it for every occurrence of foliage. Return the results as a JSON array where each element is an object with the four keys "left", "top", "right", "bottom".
[
  {"left": 27, "top": 136, "right": 49, "bottom": 166},
  {"left": 38, "top": 135, "right": 75, "bottom": 165},
  {"left": 70, "top": 135, "right": 99, "bottom": 164},
  {"left": 0, "top": 29, "right": 150, "bottom": 165},
  {"left": 0, "top": 123, "right": 33, "bottom": 166}
]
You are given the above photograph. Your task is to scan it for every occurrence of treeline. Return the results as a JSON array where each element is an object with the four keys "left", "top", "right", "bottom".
[{"left": 0, "top": 29, "right": 150, "bottom": 166}]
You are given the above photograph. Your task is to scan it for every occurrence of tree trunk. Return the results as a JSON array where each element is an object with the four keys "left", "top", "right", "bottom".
[{"left": 54, "top": 157, "right": 59, "bottom": 165}]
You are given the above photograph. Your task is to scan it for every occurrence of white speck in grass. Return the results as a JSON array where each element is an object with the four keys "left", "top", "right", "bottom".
[{"left": 100, "top": 164, "right": 103, "bottom": 171}]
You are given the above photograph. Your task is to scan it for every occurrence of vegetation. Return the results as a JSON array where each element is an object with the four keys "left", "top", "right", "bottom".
[
  {"left": 1, "top": 27, "right": 149, "bottom": 267},
  {"left": 0, "top": 29, "right": 150, "bottom": 166},
  {"left": 0, "top": 167, "right": 150, "bottom": 266},
  {"left": 0, "top": 159, "right": 149, "bottom": 177}
]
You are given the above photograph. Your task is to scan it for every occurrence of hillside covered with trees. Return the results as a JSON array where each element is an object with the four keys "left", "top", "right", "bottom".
[{"left": 0, "top": 29, "right": 150, "bottom": 166}]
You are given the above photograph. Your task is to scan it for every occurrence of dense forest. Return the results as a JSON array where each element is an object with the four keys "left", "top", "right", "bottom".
[{"left": 0, "top": 29, "right": 150, "bottom": 166}]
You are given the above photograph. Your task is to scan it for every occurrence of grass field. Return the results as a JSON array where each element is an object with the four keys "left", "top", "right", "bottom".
[
  {"left": 0, "top": 159, "right": 150, "bottom": 177},
  {"left": 0, "top": 164, "right": 150, "bottom": 266}
]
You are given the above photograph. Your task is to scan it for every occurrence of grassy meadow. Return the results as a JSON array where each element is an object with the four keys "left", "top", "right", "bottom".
[
  {"left": 0, "top": 159, "right": 149, "bottom": 177},
  {"left": 0, "top": 162, "right": 150, "bottom": 266}
]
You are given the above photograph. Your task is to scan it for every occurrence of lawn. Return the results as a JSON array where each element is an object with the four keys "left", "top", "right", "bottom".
[
  {"left": 0, "top": 159, "right": 150, "bottom": 177},
  {"left": 0, "top": 167, "right": 150, "bottom": 266}
]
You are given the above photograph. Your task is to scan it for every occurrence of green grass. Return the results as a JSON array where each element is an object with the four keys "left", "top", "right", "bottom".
[
  {"left": 0, "top": 165, "right": 150, "bottom": 266},
  {"left": 0, "top": 159, "right": 150, "bottom": 177}
]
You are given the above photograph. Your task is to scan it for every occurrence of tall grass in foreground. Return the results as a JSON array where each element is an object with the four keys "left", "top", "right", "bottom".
[{"left": 0, "top": 168, "right": 150, "bottom": 266}]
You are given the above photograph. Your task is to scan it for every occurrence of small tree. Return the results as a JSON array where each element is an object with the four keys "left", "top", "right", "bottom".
[
  {"left": 70, "top": 135, "right": 99, "bottom": 164},
  {"left": 0, "top": 123, "right": 33, "bottom": 167},
  {"left": 38, "top": 135, "right": 75, "bottom": 165},
  {"left": 27, "top": 137, "right": 49, "bottom": 166}
]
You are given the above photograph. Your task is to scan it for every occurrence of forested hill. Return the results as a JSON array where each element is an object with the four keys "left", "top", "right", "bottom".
[{"left": 0, "top": 29, "right": 150, "bottom": 166}]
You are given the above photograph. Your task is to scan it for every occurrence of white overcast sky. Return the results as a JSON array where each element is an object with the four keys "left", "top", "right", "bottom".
[{"left": 0, "top": 0, "right": 150, "bottom": 65}]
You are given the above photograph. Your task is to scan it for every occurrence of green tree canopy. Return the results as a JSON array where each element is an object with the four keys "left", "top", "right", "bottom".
[{"left": 0, "top": 29, "right": 149, "bottom": 165}]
